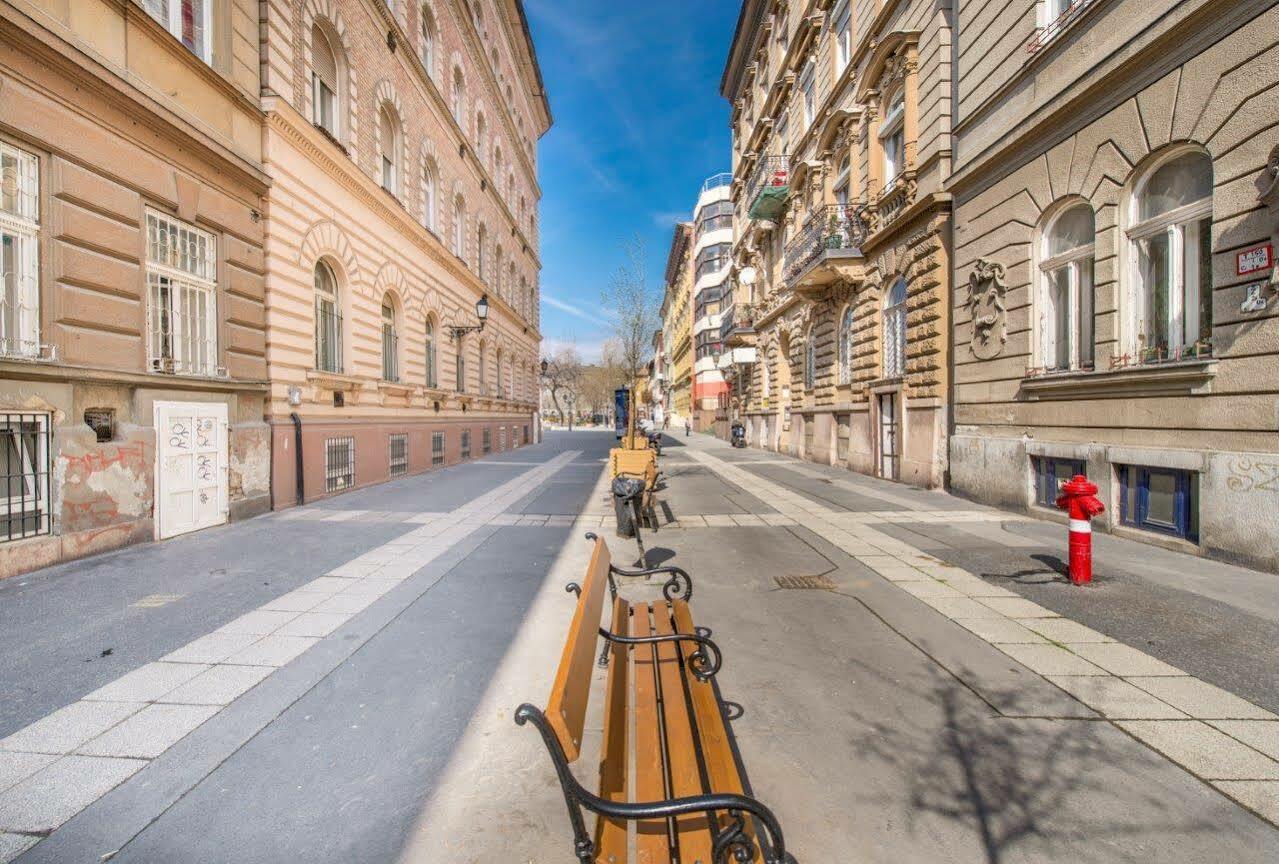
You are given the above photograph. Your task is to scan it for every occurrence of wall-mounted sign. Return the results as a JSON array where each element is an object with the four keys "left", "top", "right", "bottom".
[
  {"left": 1240, "top": 281, "right": 1272, "bottom": 314},
  {"left": 1236, "top": 243, "right": 1273, "bottom": 276}
]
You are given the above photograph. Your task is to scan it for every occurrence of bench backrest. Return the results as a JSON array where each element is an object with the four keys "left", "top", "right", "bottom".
[
  {"left": 610, "top": 447, "right": 656, "bottom": 482},
  {"left": 546, "top": 535, "right": 611, "bottom": 763}
]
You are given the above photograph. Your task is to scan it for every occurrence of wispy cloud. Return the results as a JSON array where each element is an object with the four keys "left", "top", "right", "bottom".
[
  {"left": 650, "top": 210, "right": 688, "bottom": 228},
  {"left": 541, "top": 336, "right": 608, "bottom": 364},
  {"left": 542, "top": 292, "right": 614, "bottom": 327}
]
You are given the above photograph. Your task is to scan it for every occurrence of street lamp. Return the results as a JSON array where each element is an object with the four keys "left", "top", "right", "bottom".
[{"left": 448, "top": 294, "right": 489, "bottom": 342}]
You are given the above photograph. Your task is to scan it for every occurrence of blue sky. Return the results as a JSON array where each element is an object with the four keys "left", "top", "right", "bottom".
[{"left": 524, "top": 0, "right": 739, "bottom": 361}]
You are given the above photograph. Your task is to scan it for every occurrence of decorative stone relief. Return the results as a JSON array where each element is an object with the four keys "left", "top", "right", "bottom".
[{"left": 965, "top": 259, "right": 1008, "bottom": 359}]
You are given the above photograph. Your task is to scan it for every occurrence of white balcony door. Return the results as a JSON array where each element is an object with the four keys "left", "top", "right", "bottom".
[{"left": 155, "top": 401, "right": 227, "bottom": 540}]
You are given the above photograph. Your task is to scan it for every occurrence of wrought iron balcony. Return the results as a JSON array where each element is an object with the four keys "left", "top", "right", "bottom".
[
  {"left": 745, "top": 155, "right": 790, "bottom": 221},
  {"left": 783, "top": 204, "right": 868, "bottom": 293},
  {"left": 719, "top": 303, "right": 756, "bottom": 347}
]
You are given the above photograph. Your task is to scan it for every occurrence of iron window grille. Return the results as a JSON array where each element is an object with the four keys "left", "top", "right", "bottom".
[
  {"left": 482, "top": 428, "right": 492, "bottom": 454},
  {"left": 432, "top": 431, "right": 445, "bottom": 466},
  {"left": 1, "top": 143, "right": 42, "bottom": 360},
  {"left": 2, "top": 412, "right": 50, "bottom": 542},
  {"left": 145, "top": 210, "right": 219, "bottom": 377},
  {"left": 389, "top": 434, "right": 408, "bottom": 476},
  {"left": 325, "top": 436, "right": 354, "bottom": 492},
  {"left": 381, "top": 304, "right": 399, "bottom": 382},
  {"left": 498, "top": 427, "right": 507, "bottom": 451},
  {"left": 1032, "top": 456, "right": 1087, "bottom": 508},
  {"left": 460, "top": 430, "right": 471, "bottom": 460}
]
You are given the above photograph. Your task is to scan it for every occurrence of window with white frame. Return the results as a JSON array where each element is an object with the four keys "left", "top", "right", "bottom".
[
  {"left": 838, "top": 306, "right": 855, "bottom": 385},
  {"left": 381, "top": 300, "right": 398, "bottom": 381},
  {"left": 2, "top": 412, "right": 51, "bottom": 542},
  {"left": 1038, "top": 203, "right": 1095, "bottom": 371},
  {"left": 453, "top": 194, "right": 466, "bottom": 259},
  {"left": 833, "top": 0, "right": 852, "bottom": 75},
  {"left": 311, "top": 24, "right": 339, "bottom": 138},
  {"left": 880, "top": 91, "right": 906, "bottom": 189},
  {"left": 146, "top": 210, "right": 217, "bottom": 376},
  {"left": 379, "top": 105, "right": 400, "bottom": 196},
  {"left": 799, "top": 63, "right": 816, "bottom": 129},
  {"left": 314, "top": 260, "right": 342, "bottom": 373},
  {"left": 1128, "top": 149, "right": 1214, "bottom": 361},
  {"left": 1, "top": 143, "right": 40, "bottom": 359},
  {"left": 425, "top": 318, "right": 438, "bottom": 388},
  {"left": 422, "top": 159, "right": 437, "bottom": 231},
  {"left": 833, "top": 152, "right": 851, "bottom": 207},
  {"left": 420, "top": 4, "right": 437, "bottom": 79},
  {"left": 143, "top": 0, "right": 211, "bottom": 63},
  {"left": 883, "top": 277, "right": 907, "bottom": 377}
]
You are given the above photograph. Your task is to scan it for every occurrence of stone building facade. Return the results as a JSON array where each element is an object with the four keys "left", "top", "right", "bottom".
[
  {"left": 258, "top": 0, "right": 549, "bottom": 506},
  {"left": 948, "top": 0, "right": 1279, "bottom": 569},
  {"left": 0, "top": 0, "right": 271, "bottom": 577},
  {"left": 721, "top": 0, "right": 952, "bottom": 487},
  {"left": 661, "top": 221, "right": 694, "bottom": 426}
]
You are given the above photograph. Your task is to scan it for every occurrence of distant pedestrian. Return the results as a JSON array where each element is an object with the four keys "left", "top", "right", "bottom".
[{"left": 685, "top": 419, "right": 691, "bottom": 437}]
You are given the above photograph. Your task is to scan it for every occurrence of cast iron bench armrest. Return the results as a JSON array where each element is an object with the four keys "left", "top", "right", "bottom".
[
  {"left": 596, "top": 626, "right": 722, "bottom": 680},
  {"left": 582, "top": 532, "right": 693, "bottom": 600},
  {"left": 515, "top": 704, "right": 786, "bottom": 864}
]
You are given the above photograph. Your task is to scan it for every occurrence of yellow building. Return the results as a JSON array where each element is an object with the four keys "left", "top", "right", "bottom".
[{"left": 661, "top": 222, "right": 694, "bottom": 425}]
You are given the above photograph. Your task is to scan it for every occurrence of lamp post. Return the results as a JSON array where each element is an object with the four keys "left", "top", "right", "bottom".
[{"left": 448, "top": 294, "right": 489, "bottom": 342}]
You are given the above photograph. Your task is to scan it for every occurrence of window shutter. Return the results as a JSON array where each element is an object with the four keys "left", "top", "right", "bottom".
[{"left": 312, "top": 25, "right": 337, "bottom": 92}]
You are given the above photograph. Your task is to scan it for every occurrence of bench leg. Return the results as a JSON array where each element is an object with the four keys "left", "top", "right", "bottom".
[{"left": 514, "top": 705, "right": 596, "bottom": 863}]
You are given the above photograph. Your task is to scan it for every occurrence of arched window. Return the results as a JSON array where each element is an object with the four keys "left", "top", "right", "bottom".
[
  {"left": 507, "top": 262, "right": 516, "bottom": 307},
  {"left": 381, "top": 298, "right": 399, "bottom": 381},
  {"left": 1128, "top": 148, "right": 1214, "bottom": 359},
  {"left": 451, "top": 66, "right": 466, "bottom": 126},
  {"left": 507, "top": 173, "right": 515, "bottom": 204},
  {"left": 883, "top": 278, "right": 907, "bottom": 377},
  {"left": 421, "top": 158, "right": 437, "bottom": 231},
  {"left": 880, "top": 90, "right": 906, "bottom": 188},
  {"left": 803, "top": 330, "right": 816, "bottom": 390},
  {"left": 475, "top": 111, "right": 486, "bottom": 163},
  {"left": 478, "top": 340, "right": 488, "bottom": 395},
  {"left": 453, "top": 194, "right": 466, "bottom": 257},
  {"left": 314, "top": 261, "right": 341, "bottom": 372},
  {"left": 1039, "top": 202, "right": 1095, "bottom": 371},
  {"left": 424, "top": 317, "right": 438, "bottom": 388},
  {"left": 311, "top": 23, "right": 341, "bottom": 137},
  {"left": 493, "top": 244, "right": 503, "bottom": 293},
  {"left": 420, "top": 4, "right": 436, "bottom": 79},
  {"left": 379, "top": 104, "right": 400, "bottom": 195},
  {"left": 833, "top": 152, "right": 852, "bottom": 207},
  {"left": 519, "top": 276, "right": 528, "bottom": 319},
  {"left": 477, "top": 222, "right": 487, "bottom": 280},
  {"left": 493, "top": 146, "right": 503, "bottom": 185},
  {"left": 495, "top": 348, "right": 504, "bottom": 398},
  {"left": 455, "top": 336, "right": 467, "bottom": 392},
  {"left": 838, "top": 305, "right": 854, "bottom": 385}
]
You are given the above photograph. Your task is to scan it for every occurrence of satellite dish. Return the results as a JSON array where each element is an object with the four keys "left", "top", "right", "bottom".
[{"left": 739, "top": 266, "right": 758, "bottom": 286}]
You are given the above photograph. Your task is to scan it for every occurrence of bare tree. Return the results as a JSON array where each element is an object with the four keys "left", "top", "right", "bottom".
[
  {"left": 602, "top": 237, "right": 660, "bottom": 439},
  {"left": 540, "top": 345, "right": 583, "bottom": 428},
  {"left": 578, "top": 339, "right": 627, "bottom": 424}
]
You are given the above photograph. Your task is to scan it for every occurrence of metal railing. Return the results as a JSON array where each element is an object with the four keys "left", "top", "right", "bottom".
[
  {"left": 745, "top": 155, "right": 789, "bottom": 213},
  {"left": 719, "top": 304, "right": 755, "bottom": 343},
  {"left": 1026, "top": 0, "right": 1097, "bottom": 52},
  {"left": 783, "top": 204, "right": 868, "bottom": 285},
  {"left": 701, "top": 172, "right": 733, "bottom": 194}
]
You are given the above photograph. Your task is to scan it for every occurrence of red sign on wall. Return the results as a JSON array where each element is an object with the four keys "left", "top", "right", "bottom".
[{"left": 1236, "top": 243, "right": 1273, "bottom": 276}]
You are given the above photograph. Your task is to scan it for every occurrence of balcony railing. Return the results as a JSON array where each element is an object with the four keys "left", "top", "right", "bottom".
[
  {"left": 745, "top": 155, "right": 790, "bottom": 220},
  {"left": 783, "top": 204, "right": 868, "bottom": 286},
  {"left": 701, "top": 172, "right": 733, "bottom": 194},
  {"left": 719, "top": 303, "right": 755, "bottom": 344}
]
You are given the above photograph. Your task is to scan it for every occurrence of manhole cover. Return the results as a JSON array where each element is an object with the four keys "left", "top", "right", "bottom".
[{"left": 774, "top": 574, "right": 837, "bottom": 590}]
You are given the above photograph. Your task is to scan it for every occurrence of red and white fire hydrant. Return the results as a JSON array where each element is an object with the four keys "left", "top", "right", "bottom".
[{"left": 1055, "top": 475, "right": 1105, "bottom": 585}]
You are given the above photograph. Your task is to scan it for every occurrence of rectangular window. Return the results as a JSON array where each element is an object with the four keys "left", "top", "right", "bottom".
[
  {"left": 482, "top": 427, "right": 491, "bottom": 455},
  {"left": 146, "top": 211, "right": 218, "bottom": 376},
  {"left": 143, "top": 0, "right": 212, "bottom": 63},
  {"left": 325, "top": 436, "right": 354, "bottom": 493},
  {"left": 1, "top": 143, "right": 41, "bottom": 359},
  {"left": 523, "top": 425, "right": 529, "bottom": 445},
  {"left": 1119, "top": 464, "right": 1199, "bottom": 542},
  {"left": 833, "top": 0, "right": 852, "bottom": 74},
  {"left": 799, "top": 64, "right": 815, "bottom": 128},
  {"left": 431, "top": 431, "right": 444, "bottom": 466},
  {"left": 498, "top": 427, "right": 506, "bottom": 451},
  {"left": 2, "top": 413, "right": 51, "bottom": 542},
  {"left": 388, "top": 433, "right": 408, "bottom": 476},
  {"left": 1135, "top": 217, "right": 1212, "bottom": 361},
  {"left": 460, "top": 430, "right": 471, "bottom": 460},
  {"left": 1032, "top": 456, "right": 1086, "bottom": 508},
  {"left": 315, "top": 297, "right": 341, "bottom": 373}
]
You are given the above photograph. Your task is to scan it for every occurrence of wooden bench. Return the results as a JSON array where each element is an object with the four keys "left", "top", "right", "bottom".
[{"left": 515, "top": 533, "right": 785, "bottom": 864}]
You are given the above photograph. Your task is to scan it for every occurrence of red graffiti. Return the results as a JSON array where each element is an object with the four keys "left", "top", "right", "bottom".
[{"left": 61, "top": 442, "right": 149, "bottom": 475}]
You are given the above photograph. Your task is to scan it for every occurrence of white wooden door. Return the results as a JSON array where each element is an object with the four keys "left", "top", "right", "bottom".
[
  {"left": 878, "top": 393, "right": 899, "bottom": 480},
  {"left": 155, "top": 401, "right": 228, "bottom": 540}
]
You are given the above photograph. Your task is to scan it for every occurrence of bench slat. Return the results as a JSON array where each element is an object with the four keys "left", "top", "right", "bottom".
[
  {"left": 633, "top": 602, "right": 673, "bottom": 864},
  {"left": 547, "top": 537, "right": 612, "bottom": 763},
  {"left": 594, "top": 596, "right": 631, "bottom": 863},
  {"left": 672, "top": 600, "right": 762, "bottom": 863},
  {"left": 653, "top": 603, "right": 715, "bottom": 864}
]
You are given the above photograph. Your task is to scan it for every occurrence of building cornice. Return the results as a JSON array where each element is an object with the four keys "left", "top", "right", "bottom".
[{"left": 265, "top": 99, "right": 540, "bottom": 342}]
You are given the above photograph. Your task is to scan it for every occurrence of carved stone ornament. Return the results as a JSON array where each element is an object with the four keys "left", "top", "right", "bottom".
[{"left": 966, "top": 259, "right": 1008, "bottom": 359}]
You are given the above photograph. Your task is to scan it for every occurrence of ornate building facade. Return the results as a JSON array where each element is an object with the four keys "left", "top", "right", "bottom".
[
  {"left": 722, "top": 0, "right": 952, "bottom": 486},
  {"left": 258, "top": 0, "right": 549, "bottom": 505},
  {"left": 661, "top": 221, "right": 694, "bottom": 427},
  {"left": 948, "top": 0, "right": 1279, "bottom": 568},
  {"left": 0, "top": 0, "right": 271, "bottom": 577}
]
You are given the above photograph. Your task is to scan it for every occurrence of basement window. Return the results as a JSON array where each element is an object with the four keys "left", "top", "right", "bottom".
[
  {"left": 498, "top": 427, "right": 507, "bottom": 452},
  {"left": 388, "top": 434, "right": 408, "bottom": 476},
  {"left": 432, "top": 432, "right": 445, "bottom": 466},
  {"left": 1118, "top": 464, "right": 1198, "bottom": 542},
  {"left": 482, "top": 428, "right": 491, "bottom": 455},
  {"left": 1032, "top": 456, "right": 1086, "bottom": 508},
  {"left": 84, "top": 408, "right": 115, "bottom": 443},
  {"left": 2, "top": 412, "right": 51, "bottom": 542},
  {"left": 460, "top": 430, "right": 471, "bottom": 460},
  {"left": 325, "top": 436, "right": 354, "bottom": 492}
]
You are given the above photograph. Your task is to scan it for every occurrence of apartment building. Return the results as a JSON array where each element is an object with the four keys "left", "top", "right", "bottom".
[
  {"left": 691, "top": 172, "right": 734, "bottom": 432},
  {"left": 258, "top": 0, "right": 550, "bottom": 505},
  {"left": 721, "top": 0, "right": 952, "bottom": 487},
  {"left": 661, "top": 220, "right": 694, "bottom": 426},
  {"left": 0, "top": 0, "right": 271, "bottom": 577},
  {"left": 948, "top": 0, "right": 1279, "bottom": 568}
]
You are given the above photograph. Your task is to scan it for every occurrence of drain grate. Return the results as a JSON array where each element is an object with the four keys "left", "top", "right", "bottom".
[{"left": 774, "top": 574, "right": 837, "bottom": 590}]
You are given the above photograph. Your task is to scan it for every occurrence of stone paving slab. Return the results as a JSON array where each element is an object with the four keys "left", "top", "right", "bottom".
[
  {"left": 977, "top": 597, "right": 1062, "bottom": 619},
  {"left": 1119, "top": 721, "right": 1279, "bottom": 780},
  {"left": 953, "top": 617, "right": 1051, "bottom": 644},
  {"left": 0, "top": 755, "right": 146, "bottom": 833},
  {"left": 0, "top": 753, "right": 57, "bottom": 795},
  {"left": 1211, "top": 721, "right": 1279, "bottom": 760},
  {"left": 75, "top": 705, "right": 220, "bottom": 759},
  {"left": 898, "top": 580, "right": 965, "bottom": 599},
  {"left": 311, "top": 593, "right": 379, "bottom": 616},
  {"left": 0, "top": 832, "right": 37, "bottom": 863},
  {"left": 1214, "top": 781, "right": 1279, "bottom": 824},
  {"left": 224, "top": 636, "right": 318, "bottom": 668},
  {"left": 275, "top": 612, "right": 352, "bottom": 638},
  {"left": 161, "top": 632, "right": 262, "bottom": 664},
  {"left": 1024, "top": 618, "right": 1117, "bottom": 644},
  {"left": 1069, "top": 643, "right": 1184, "bottom": 677},
  {"left": 0, "top": 702, "right": 142, "bottom": 756},
  {"left": 920, "top": 596, "right": 1007, "bottom": 619},
  {"left": 994, "top": 643, "right": 1108, "bottom": 677},
  {"left": 83, "top": 663, "right": 210, "bottom": 704},
  {"left": 259, "top": 589, "right": 331, "bottom": 613},
  {"left": 157, "top": 665, "right": 274, "bottom": 706},
  {"left": 1047, "top": 676, "right": 1189, "bottom": 719},
  {"left": 1130, "top": 677, "right": 1277, "bottom": 720}
]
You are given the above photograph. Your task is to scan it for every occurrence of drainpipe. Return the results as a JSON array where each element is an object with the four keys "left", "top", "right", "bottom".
[{"left": 289, "top": 412, "right": 304, "bottom": 506}]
